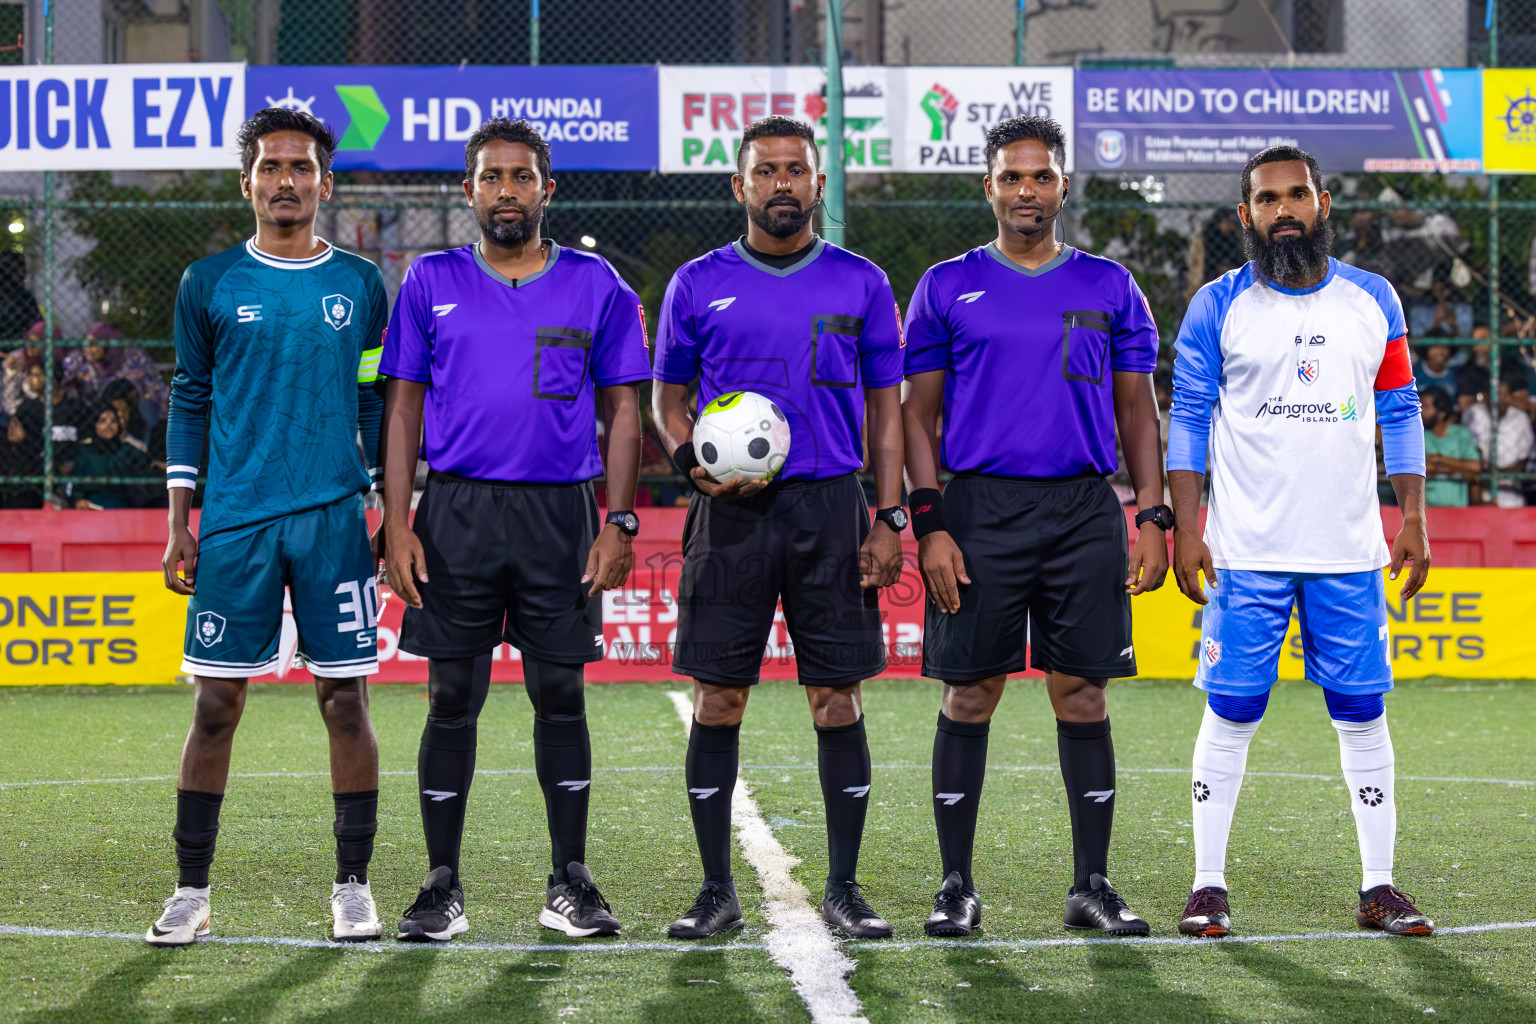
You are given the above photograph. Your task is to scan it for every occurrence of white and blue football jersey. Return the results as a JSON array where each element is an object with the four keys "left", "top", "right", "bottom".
[{"left": 1167, "top": 258, "right": 1423, "bottom": 573}]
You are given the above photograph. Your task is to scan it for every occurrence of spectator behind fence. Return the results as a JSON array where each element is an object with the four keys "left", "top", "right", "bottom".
[
  {"left": 62, "top": 322, "right": 171, "bottom": 434},
  {"left": 70, "top": 401, "right": 153, "bottom": 509},
  {"left": 21, "top": 357, "right": 88, "bottom": 472},
  {"left": 0, "top": 253, "right": 41, "bottom": 341},
  {"left": 1420, "top": 387, "right": 1480, "bottom": 508},
  {"left": 1461, "top": 364, "right": 1534, "bottom": 506},
  {"left": 1, "top": 320, "right": 62, "bottom": 416},
  {"left": 1408, "top": 276, "right": 1475, "bottom": 340},
  {"left": 0, "top": 398, "right": 45, "bottom": 508},
  {"left": 1414, "top": 339, "right": 1460, "bottom": 395}
]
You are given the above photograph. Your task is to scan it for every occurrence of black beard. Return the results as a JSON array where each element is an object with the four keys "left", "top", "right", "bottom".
[
  {"left": 1243, "top": 215, "right": 1334, "bottom": 288},
  {"left": 749, "top": 198, "right": 813, "bottom": 239},
  {"left": 478, "top": 202, "right": 542, "bottom": 247}
]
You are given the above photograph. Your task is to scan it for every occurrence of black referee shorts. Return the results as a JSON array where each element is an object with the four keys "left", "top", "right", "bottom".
[
  {"left": 922, "top": 473, "right": 1135, "bottom": 683},
  {"left": 399, "top": 471, "right": 603, "bottom": 664},
  {"left": 673, "top": 473, "right": 885, "bottom": 687}
]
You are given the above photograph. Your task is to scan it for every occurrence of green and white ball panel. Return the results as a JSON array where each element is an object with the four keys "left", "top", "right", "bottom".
[{"left": 694, "top": 390, "right": 792, "bottom": 485}]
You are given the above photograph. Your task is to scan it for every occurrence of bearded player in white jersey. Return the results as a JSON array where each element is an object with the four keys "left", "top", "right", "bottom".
[{"left": 1166, "top": 146, "right": 1434, "bottom": 938}]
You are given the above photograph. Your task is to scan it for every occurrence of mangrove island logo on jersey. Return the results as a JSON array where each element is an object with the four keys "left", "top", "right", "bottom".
[{"left": 1255, "top": 396, "right": 1340, "bottom": 422}]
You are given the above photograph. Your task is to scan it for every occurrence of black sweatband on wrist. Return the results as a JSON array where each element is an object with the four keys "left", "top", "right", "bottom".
[
  {"left": 672, "top": 441, "right": 701, "bottom": 487},
  {"left": 909, "top": 487, "right": 947, "bottom": 540}
]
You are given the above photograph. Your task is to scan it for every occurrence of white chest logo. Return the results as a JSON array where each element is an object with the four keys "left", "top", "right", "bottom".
[
  {"left": 236, "top": 304, "right": 262, "bottom": 323},
  {"left": 707, "top": 297, "right": 737, "bottom": 312},
  {"left": 957, "top": 291, "right": 986, "bottom": 304},
  {"left": 321, "top": 294, "right": 354, "bottom": 330},
  {"left": 432, "top": 303, "right": 457, "bottom": 317}
]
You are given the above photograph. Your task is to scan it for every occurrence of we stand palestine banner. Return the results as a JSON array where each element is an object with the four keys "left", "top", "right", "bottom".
[
  {"left": 657, "top": 65, "right": 1073, "bottom": 174},
  {"left": 1077, "top": 68, "right": 1482, "bottom": 174}
]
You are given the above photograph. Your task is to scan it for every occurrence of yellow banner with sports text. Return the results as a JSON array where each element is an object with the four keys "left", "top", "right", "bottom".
[
  {"left": 1131, "top": 568, "right": 1533, "bottom": 680},
  {"left": 0, "top": 573, "right": 186, "bottom": 684},
  {"left": 1, "top": 569, "right": 1533, "bottom": 684}
]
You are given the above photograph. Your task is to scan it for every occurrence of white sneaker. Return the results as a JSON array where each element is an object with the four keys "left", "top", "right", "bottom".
[
  {"left": 331, "top": 876, "right": 382, "bottom": 941},
  {"left": 145, "top": 886, "right": 211, "bottom": 946}
]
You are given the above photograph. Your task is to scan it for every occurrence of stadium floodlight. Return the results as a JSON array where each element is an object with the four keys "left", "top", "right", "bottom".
[
  {"left": 581, "top": 235, "right": 598, "bottom": 248},
  {"left": 7, "top": 219, "right": 22, "bottom": 234}
]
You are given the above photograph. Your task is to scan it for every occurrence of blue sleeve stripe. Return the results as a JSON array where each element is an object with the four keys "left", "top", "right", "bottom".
[{"left": 1377, "top": 384, "right": 1426, "bottom": 476}]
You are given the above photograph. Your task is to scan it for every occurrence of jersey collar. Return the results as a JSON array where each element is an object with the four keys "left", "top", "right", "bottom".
[
  {"left": 731, "top": 236, "right": 826, "bottom": 277},
  {"left": 244, "top": 236, "right": 334, "bottom": 270},
  {"left": 473, "top": 239, "right": 560, "bottom": 288},
  {"left": 1258, "top": 257, "right": 1338, "bottom": 296},
  {"left": 983, "top": 242, "right": 1075, "bottom": 277}
]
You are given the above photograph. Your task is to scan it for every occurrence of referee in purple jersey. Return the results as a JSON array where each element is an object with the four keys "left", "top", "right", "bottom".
[
  {"left": 902, "top": 117, "right": 1171, "bottom": 937},
  {"left": 378, "top": 119, "right": 649, "bottom": 942}
]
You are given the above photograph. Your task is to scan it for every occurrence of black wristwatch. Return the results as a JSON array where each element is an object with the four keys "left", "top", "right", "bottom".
[
  {"left": 875, "top": 505, "right": 909, "bottom": 533},
  {"left": 1134, "top": 504, "right": 1176, "bottom": 531},
  {"left": 605, "top": 510, "right": 639, "bottom": 537}
]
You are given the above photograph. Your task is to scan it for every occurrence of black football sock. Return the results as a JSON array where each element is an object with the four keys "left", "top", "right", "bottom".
[
  {"left": 174, "top": 789, "right": 223, "bottom": 888},
  {"left": 816, "top": 716, "right": 871, "bottom": 887},
  {"left": 686, "top": 718, "right": 740, "bottom": 884},
  {"left": 419, "top": 654, "right": 491, "bottom": 889},
  {"left": 932, "top": 713, "right": 990, "bottom": 889},
  {"left": 333, "top": 790, "right": 378, "bottom": 884},
  {"left": 533, "top": 716, "right": 591, "bottom": 884},
  {"left": 1057, "top": 716, "right": 1116, "bottom": 891}
]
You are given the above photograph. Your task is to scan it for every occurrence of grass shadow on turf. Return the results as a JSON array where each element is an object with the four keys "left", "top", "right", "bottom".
[
  {"left": 639, "top": 950, "right": 782, "bottom": 1024},
  {"left": 19, "top": 947, "right": 170, "bottom": 1024},
  {"left": 299, "top": 946, "right": 440, "bottom": 1024},
  {"left": 1081, "top": 943, "right": 1223, "bottom": 1022},
  {"left": 1219, "top": 941, "right": 1426, "bottom": 1022},
  {"left": 1392, "top": 936, "right": 1536, "bottom": 1018}
]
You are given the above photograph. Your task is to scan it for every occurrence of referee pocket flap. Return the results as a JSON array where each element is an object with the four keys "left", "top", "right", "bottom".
[
  {"left": 534, "top": 326, "right": 594, "bottom": 401},
  {"left": 1062, "top": 310, "right": 1111, "bottom": 385},
  {"left": 812, "top": 313, "right": 865, "bottom": 388}
]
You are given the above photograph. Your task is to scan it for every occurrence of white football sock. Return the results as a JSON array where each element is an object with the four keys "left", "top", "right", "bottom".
[
  {"left": 1190, "top": 704, "right": 1261, "bottom": 892},
  {"left": 1333, "top": 714, "right": 1396, "bottom": 891}
]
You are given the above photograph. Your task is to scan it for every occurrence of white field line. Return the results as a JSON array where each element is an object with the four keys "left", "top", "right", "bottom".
[
  {"left": 2, "top": 919, "right": 1532, "bottom": 955},
  {"left": 4, "top": 764, "right": 1532, "bottom": 791},
  {"left": 665, "top": 690, "right": 868, "bottom": 1024}
]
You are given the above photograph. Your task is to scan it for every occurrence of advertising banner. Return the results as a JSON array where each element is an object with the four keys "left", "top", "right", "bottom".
[
  {"left": 1077, "top": 68, "right": 1481, "bottom": 174},
  {"left": 0, "top": 63, "right": 244, "bottom": 171},
  {"left": 657, "top": 65, "right": 1074, "bottom": 174},
  {"left": 245, "top": 65, "right": 658, "bottom": 172},
  {"left": 1482, "top": 68, "right": 1536, "bottom": 173},
  {"left": 4, "top": 564, "right": 1527, "bottom": 685}
]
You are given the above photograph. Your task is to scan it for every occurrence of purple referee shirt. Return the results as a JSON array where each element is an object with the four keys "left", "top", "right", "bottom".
[
  {"left": 380, "top": 241, "right": 651, "bottom": 483},
  {"left": 903, "top": 244, "right": 1159, "bottom": 478},
  {"left": 652, "top": 238, "right": 905, "bottom": 481}
]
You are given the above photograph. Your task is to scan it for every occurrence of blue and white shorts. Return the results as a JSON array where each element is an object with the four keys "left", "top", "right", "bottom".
[{"left": 1196, "top": 569, "right": 1393, "bottom": 697}]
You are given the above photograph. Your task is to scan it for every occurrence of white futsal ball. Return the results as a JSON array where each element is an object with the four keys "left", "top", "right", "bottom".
[{"left": 693, "top": 390, "right": 791, "bottom": 485}]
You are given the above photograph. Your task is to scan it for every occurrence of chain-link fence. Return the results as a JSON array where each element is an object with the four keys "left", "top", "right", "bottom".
[{"left": 1, "top": 0, "right": 1532, "bottom": 510}]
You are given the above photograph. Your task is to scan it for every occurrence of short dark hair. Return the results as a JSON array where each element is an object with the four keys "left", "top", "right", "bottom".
[
  {"left": 464, "top": 118, "right": 552, "bottom": 184},
  {"left": 1240, "top": 145, "right": 1324, "bottom": 205},
  {"left": 1422, "top": 386, "right": 1455, "bottom": 418},
  {"left": 238, "top": 108, "right": 338, "bottom": 177},
  {"left": 737, "top": 116, "right": 819, "bottom": 175},
  {"left": 984, "top": 116, "right": 1068, "bottom": 173}
]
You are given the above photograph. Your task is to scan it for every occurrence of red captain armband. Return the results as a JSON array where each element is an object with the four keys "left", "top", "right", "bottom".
[{"left": 1374, "top": 336, "right": 1414, "bottom": 391}]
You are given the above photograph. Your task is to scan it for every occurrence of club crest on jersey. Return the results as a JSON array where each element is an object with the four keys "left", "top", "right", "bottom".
[
  {"left": 321, "top": 294, "right": 354, "bottom": 331},
  {"left": 1298, "top": 359, "right": 1319, "bottom": 386},
  {"left": 1203, "top": 637, "right": 1222, "bottom": 665},
  {"left": 195, "top": 611, "right": 227, "bottom": 648}
]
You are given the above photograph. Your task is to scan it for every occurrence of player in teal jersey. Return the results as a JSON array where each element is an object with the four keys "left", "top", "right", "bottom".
[{"left": 146, "top": 109, "right": 388, "bottom": 946}]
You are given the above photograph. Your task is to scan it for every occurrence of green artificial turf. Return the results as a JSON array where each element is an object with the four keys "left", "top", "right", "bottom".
[{"left": 1, "top": 677, "right": 1532, "bottom": 1023}]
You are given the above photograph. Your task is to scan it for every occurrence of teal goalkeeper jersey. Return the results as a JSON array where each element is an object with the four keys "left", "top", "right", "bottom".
[{"left": 167, "top": 238, "right": 386, "bottom": 551}]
